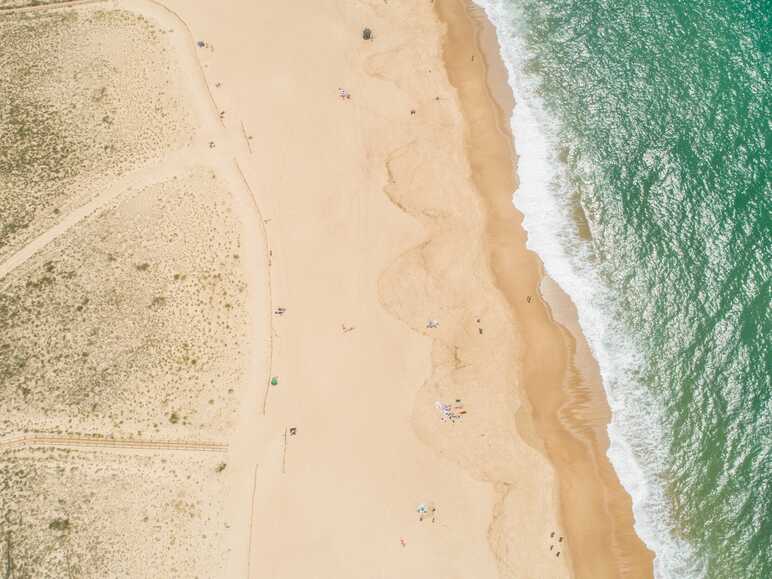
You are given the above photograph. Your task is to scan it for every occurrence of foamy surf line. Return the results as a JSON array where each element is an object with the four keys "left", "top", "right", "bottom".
[{"left": 469, "top": 0, "right": 703, "bottom": 576}]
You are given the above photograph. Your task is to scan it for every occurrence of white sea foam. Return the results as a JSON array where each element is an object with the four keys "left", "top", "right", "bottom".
[{"left": 469, "top": 1, "right": 705, "bottom": 576}]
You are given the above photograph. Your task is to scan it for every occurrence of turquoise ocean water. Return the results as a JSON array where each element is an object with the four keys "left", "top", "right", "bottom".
[{"left": 473, "top": 0, "right": 771, "bottom": 576}]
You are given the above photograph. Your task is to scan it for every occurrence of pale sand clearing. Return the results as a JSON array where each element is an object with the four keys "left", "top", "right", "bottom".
[
  {"left": 164, "top": 0, "right": 650, "bottom": 576},
  {"left": 155, "top": 0, "right": 566, "bottom": 575},
  {"left": 151, "top": 0, "right": 614, "bottom": 577}
]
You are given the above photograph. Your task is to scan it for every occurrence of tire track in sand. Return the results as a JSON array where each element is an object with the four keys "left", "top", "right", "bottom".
[{"left": 0, "top": 433, "right": 227, "bottom": 453}]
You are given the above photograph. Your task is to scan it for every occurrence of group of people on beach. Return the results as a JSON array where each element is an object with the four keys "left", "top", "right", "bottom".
[{"left": 435, "top": 400, "right": 466, "bottom": 422}]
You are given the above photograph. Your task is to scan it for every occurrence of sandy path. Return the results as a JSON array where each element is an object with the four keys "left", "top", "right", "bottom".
[
  {"left": 0, "top": 434, "right": 227, "bottom": 453},
  {"left": 0, "top": 146, "right": 207, "bottom": 284}
]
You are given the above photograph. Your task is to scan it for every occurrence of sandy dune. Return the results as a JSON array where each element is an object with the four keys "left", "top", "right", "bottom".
[{"left": 1, "top": 1, "right": 265, "bottom": 576}]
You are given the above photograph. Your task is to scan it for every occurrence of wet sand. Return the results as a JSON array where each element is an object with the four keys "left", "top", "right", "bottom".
[{"left": 438, "top": 1, "right": 655, "bottom": 577}]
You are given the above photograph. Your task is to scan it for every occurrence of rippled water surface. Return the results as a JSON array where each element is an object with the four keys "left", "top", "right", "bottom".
[{"left": 475, "top": 0, "right": 771, "bottom": 576}]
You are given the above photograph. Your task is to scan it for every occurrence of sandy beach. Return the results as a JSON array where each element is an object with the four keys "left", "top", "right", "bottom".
[
  {"left": 0, "top": 0, "right": 655, "bottom": 577},
  {"left": 170, "top": 0, "right": 653, "bottom": 575}
]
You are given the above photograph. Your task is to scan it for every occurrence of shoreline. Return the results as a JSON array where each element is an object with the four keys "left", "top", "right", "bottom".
[
  {"left": 436, "top": 1, "right": 654, "bottom": 577},
  {"left": 0, "top": 0, "right": 658, "bottom": 575}
]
